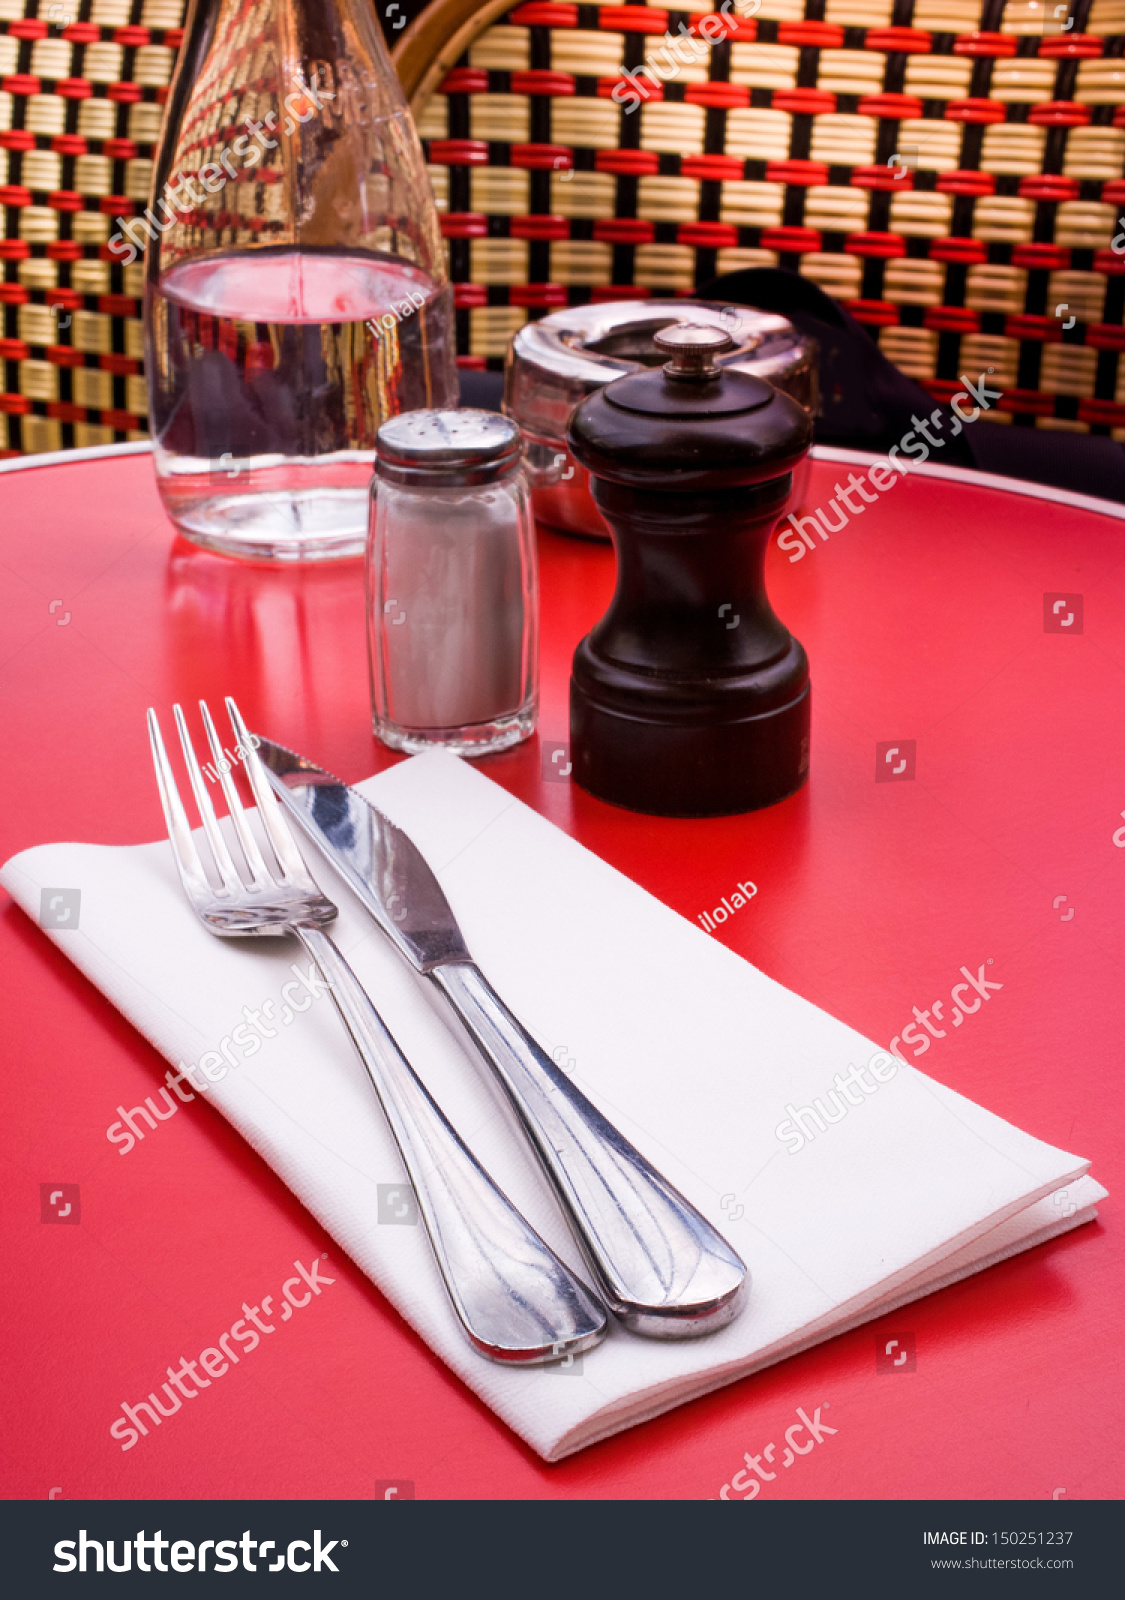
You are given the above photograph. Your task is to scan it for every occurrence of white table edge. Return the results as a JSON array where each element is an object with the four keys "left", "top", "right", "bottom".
[{"left": 1, "top": 439, "right": 1123, "bottom": 524}]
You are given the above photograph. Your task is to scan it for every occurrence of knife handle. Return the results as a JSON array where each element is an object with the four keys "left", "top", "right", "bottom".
[
  {"left": 295, "top": 928, "right": 607, "bottom": 1365},
  {"left": 429, "top": 962, "right": 748, "bottom": 1337}
]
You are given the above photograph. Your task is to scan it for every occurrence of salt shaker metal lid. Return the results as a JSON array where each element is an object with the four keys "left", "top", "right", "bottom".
[{"left": 375, "top": 409, "right": 522, "bottom": 488}]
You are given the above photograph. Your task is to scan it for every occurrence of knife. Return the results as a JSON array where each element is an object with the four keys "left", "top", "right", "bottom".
[{"left": 254, "top": 736, "right": 748, "bottom": 1338}]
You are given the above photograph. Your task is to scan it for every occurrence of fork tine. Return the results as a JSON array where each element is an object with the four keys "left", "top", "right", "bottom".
[
  {"left": 199, "top": 699, "right": 272, "bottom": 889},
  {"left": 146, "top": 708, "right": 213, "bottom": 898},
  {"left": 226, "top": 697, "right": 313, "bottom": 885},
  {"left": 172, "top": 703, "right": 244, "bottom": 895}
]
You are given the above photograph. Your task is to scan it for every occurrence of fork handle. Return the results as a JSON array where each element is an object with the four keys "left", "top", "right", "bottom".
[
  {"left": 294, "top": 928, "right": 606, "bottom": 1364},
  {"left": 429, "top": 962, "right": 748, "bottom": 1338}
]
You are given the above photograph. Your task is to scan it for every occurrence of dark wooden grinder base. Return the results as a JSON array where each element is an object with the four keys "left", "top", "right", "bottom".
[{"left": 566, "top": 325, "right": 814, "bottom": 818}]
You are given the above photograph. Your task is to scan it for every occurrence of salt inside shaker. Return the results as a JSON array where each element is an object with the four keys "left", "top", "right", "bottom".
[{"left": 367, "top": 410, "right": 539, "bottom": 756}]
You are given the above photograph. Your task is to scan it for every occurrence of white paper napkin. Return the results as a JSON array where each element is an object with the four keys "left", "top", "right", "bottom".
[{"left": 1, "top": 752, "right": 1105, "bottom": 1462}]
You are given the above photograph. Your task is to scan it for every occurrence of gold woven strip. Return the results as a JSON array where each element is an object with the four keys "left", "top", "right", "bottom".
[
  {"left": 965, "top": 268, "right": 1028, "bottom": 316},
  {"left": 548, "top": 240, "right": 614, "bottom": 283},
  {"left": 1040, "top": 347, "right": 1099, "bottom": 397},
  {"left": 981, "top": 124, "right": 1046, "bottom": 175},
  {"left": 724, "top": 108, "right": 792, "bottom": 162},
  {"left": 719, "top": 179, "right": 786, "bottom": 228},
  {"left": 468, "top": 25, "right": 529, "bottom": 72},
  {"left": 884, "top": 260, "right": 946, "bottom": 306},
  {"left": 637, "top": 176, "right": 702, "bottom": 225},
  {"left": 550, "top": 99, "right": 620, "bottom": 149},
  {"left": 550, "top": 171, "right": 616, "bottom": 218},
  {"left": 878, "top": 327, "right": 938, "bottom": 381},
  {"left": 809, "top": 114, "right": 878, "bottom": 167}
]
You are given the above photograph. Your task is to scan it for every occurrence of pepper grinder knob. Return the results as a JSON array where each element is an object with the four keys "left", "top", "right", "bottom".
[{"left": 653, "top": 323, "right": 734, "bottom": 381}]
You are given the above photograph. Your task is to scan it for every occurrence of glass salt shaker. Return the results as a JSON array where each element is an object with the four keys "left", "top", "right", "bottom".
[{"left": 367, "top": 411, "right": 538, "bottom": 756}]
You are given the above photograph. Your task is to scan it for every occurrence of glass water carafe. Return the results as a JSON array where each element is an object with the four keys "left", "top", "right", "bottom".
[{"left": 141, "top": 0, "right": 456, "bottom": 560}]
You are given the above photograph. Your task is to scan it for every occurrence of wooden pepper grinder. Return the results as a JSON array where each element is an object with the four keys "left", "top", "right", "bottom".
[{"left": 567, "top": 323, "right": 814, "bottom": 817}]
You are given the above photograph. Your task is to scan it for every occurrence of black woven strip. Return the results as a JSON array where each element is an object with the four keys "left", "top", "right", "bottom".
[
  {"left": 611, "top": 243, "right": 635, "bottom": 284},
  {"left": 1016, "top": 340, "right": 1042, "bottom": 392},
  {"left": 1094, "top": 348, "right": 1119, "bottom": 404},
  {"left": 1042, "top": 126, "right": 1067, "bottom": 178},
  {"left": 530, "top": 24, "right": 551, "bottom": 72},
  {"left": 1033, "top": 201, "right": 1057, "bottom": 248},
  {"left": 861, "top": 259, "right": 886, "bottom": 299},
  {"left": 789, "top": 114, "right": 812, "bottom": 163},
  {"left": 882, "top": 52, "right": 906, "bottom": 98},
  {"left": 936, "top": 330, "right": 961, "bottom": 380},
  {"left": 1025, "top": 268, "right": 1048, "bottom": 316}
]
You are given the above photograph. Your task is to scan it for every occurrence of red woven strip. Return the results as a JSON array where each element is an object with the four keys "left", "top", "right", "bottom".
[
  {"left": 46, "top": 288, "right": 82, "bottom": 309},
  {"left": 511, "top": 143, "right": 573, "bottom": 170},
  {"left": 767, "top": 159, "right": 829, "bottom": 186},
  {"left": 681, "top": 154, "right": 744, "bottom": 182},
  {"left": 1011, "top": 243, "right": 1070, "bottom": 270},
  {"left": 1040, "top": 34, "right": 1103, "bottom": 58},
  {"left": 851, "top": 164, "right": 912, "bottom": 191},
  {"left": 866, "top": 27, "right": 932, "bottom": 51},
  {"left": 846, "top": 300, "right": 900, "bottom": 326},
  {"left": 685, "top": 82, "right": 749, "bottom": 108},
  {"left": 595, "top": 148, "right": 658, "bottom": 175},
  {"left": 1005, "top": 314, "right": 1063, "bottom": 342},
  {"left": 510, "top": 284, "right": 569, "bottom": 307},
  {"left": 0, "top": 131, "right": 36, "bottom": 151},
  {"left": 598, "top": 6, "right": 670, "bottom": 35},
  {"left": 929, "top": 237, "right": 988, "bottom": 264},
  {"left": 439, "top": 69, "right": 488, "bottom": 94},
  {"left": 597, "top": 74, "right": 664, "bottom": 102},
  {"left": 945, "top": 99, "right": 1006, "bottom": 123},
  {"left": 858, "top": 93, "right": 923, "bottom": 118},
  {"left": 511, "top": 215, "right": 571, "bottom": 240},
  {"left": 846, "top": 231, "right": 907, "bottom": 258},
  {"left": 678, "top": 221, "right": 739, "bottom": 248},
  {"left": 773, "top": 89, "right": 835, "bottom": 115},
  {"left": 99, "top": 354, "right": 140, "bottom": 375},
  {"left": 953, "top": 32, "right": 1015, "bottom": 57},
  {"left": 440, "top": 213, "right": 489, "bottom": 238},
  {"left": 453, "top": 283, "right": 487, "bottom": 308},
  {"left": 508, "top": 5, "right": 578, "bottom": 26},
  {"left": 428, "top": 140, "right": 490, "bottom": 166},
  {"left": 996, "top": 389, "right": 1056, "bottom": 416},
  {"left": 1028, "top": 102, "right": 1090, "bottom": 127},
  {"left": 1079, "top": 399, "right": 1125, "bottom": 427},
  {"left": 778, "top": 21, "right": 844, "bottom": 46},
  {"left": 99, "top": 410, "right": 142, "bottom": 430},
  {"left": 1088, "top": 325, "right": 1125, "bottom": 351},
  {"left": 48, "top": 346, "right": 87, "bottom": 367},
  {"left": 761, "top": 225, "right": 822, "bottom": 251},
  {"left": 0, "top": 391, "right": 33, "bottom": 410},
  {"left": 511, "top": 71, "right": 576, "bottom": 96},
  {"left": 924, "top": 307, "right": 980, "bottom": 333},
  {"left": 593, "top": 218, "right": 655, "bottom": 243},
  {"left": 937, "top": 170, "right": 995, "bottom": 196},
  {"left": 46, "top": 402, "right": 88, "bottom": 423}
]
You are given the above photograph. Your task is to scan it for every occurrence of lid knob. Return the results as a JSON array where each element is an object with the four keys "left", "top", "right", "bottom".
[{"left": 653, "top": 323, "right": 735, "bottom": 382}]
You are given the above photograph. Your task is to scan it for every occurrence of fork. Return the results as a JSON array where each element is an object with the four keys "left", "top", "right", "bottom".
[{"left": 147, "top": 696, "right": 607, "bottom": 1365}]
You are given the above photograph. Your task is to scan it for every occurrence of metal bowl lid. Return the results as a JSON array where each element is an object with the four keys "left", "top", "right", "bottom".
[
  {"left": 375, "top": 409, "right": 522, "bottom": 487},
  {"left": 504, "top": 300, "right": 814, "bottom": 446}
]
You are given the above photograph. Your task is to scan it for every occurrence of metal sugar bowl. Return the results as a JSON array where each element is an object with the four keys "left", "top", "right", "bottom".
[{"left": 504, "top": 301, "right": 816, "bottom": 542}]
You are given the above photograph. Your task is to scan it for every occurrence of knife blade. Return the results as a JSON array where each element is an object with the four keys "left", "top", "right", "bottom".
[{"left": 254, "top": 735, "right": 748, "bottom": 1338}]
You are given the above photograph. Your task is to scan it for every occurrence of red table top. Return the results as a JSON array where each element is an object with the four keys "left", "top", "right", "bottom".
[{"left": 1, "top": 447, "right": 1121, "bottom": 1501}]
